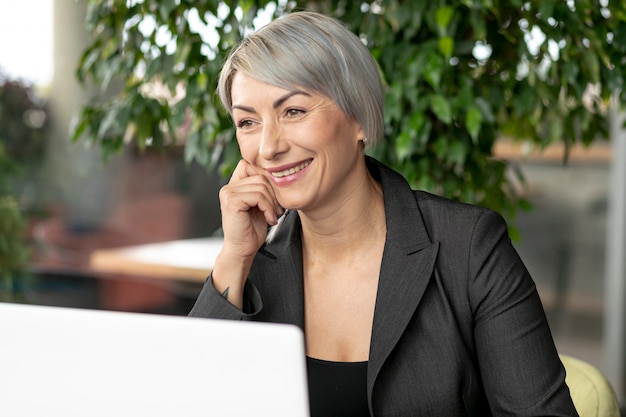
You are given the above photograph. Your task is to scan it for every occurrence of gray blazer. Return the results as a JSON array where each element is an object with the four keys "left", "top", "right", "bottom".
[{"left": 189, "top": 157, "right": 577, "bottom": 416}]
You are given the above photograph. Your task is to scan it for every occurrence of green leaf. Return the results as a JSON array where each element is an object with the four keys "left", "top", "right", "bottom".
[
  {"left": 396, "top": 131, "right": 412, "bottom": 161},
  {"left": 582, "top": 49, "right": 600, "bottom": 84},
  {"left": 469, "top": 10, "right": 486, "bottom": 39},
  {"left": 423, "top": 52, "right": 445, "bottom": 89},
  {"left": 78, "top": 48, "right": 101, "bottom": 80},
  {"left": 408, "top": 111, "right": 426, "bottom": 138},
  {"left": 97, "top": 106, "right": 119, "bottom": 138},
  {"left": 435, "top": 6, "right": 455, "bottom": 34},
  {"left": 562, "top": 60, "right": 580, "bottom": 86},
  {"left": 438, "top": 37, "right": 454, "bottom": 59},
  {"left": 447, "top": 141, "right": 467, "bottom": 166},
  {"left": 430, "top": 95, "right": 453, "bottom": 124},
  {"left": 538, "top": 1, "right": 554, "bottom": 22},
  {"left": 175, "top": 42, "right": 192, "bottom": 66},
  {"left": 548, "top": 117, "right": 564, "bottom": 145},
  {"left": 465, "top": 105, "right": 483, "bottom": 143},
  {"left": 475, "top": 97, "right": 496, "bottom": 123},
  {"left": 159, "top": 0, "right": 177, "bottom": 21}
]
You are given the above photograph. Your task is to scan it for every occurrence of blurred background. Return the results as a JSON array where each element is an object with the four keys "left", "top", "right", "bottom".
[{"left": 1, "top": 0, "right": 624, "bottom": 412}]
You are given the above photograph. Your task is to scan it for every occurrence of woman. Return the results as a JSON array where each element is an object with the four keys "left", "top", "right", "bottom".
[{"left": 189, "top": 11, "right": 577, "bottom": 417}]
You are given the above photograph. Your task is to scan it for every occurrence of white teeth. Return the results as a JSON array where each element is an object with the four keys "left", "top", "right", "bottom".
[{"left": 272, "top": 161, "right": 311, "bottom": 178}]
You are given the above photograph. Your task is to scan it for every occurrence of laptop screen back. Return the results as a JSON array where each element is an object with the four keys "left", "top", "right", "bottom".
[{"left": 0, "top": 302, "right": 310, "bottom": 417}]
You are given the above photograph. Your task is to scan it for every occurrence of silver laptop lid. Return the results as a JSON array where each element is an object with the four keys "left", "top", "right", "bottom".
[{"left": 0, "top": 302, "right": 310, "bottom": 417}]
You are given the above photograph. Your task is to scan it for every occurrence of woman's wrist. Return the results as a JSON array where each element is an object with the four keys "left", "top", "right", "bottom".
[{"left": 211, "top": 250, "right": 255, "bottom": 309}]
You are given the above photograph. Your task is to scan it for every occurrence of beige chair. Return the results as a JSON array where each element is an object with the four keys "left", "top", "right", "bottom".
[{"left": 560, "top": 354, "right": 621, "bottom": 417}]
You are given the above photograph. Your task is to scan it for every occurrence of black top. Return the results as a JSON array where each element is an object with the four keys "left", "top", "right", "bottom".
[{"left": 306, "top": 356, "right": 370, "bottom": 417}]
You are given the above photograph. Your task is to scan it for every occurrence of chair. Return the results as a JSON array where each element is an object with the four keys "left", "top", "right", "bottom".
[{"left": 560, "top": 354, "right": 621, "bottom": 417}]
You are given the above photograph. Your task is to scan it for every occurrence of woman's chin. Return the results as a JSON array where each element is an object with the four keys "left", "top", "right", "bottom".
[{"left": 275, "top": 196, "right": 302, "bottom": 213}]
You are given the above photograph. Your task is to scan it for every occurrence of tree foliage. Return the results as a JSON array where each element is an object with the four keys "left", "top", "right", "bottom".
[
  {"left": 0, "top": 71, "right": 46, "bottom": 297},
  {"left": 0, "top": 72, "right": 49, "bottom": 166},
  {"left": 0, "top": 143, "right": 29, "bottom": 300},
  {"left": 73, "top": 0, "right": 626, "bottom": 225}
]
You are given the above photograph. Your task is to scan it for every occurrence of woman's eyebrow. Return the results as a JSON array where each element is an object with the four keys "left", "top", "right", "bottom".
[
  {"left": 273, "top": 90, "right": 311, "bottom": 108},
  {"left": 232, "top": 104, "right": 255, "bottom": 113},
  {"left": 232, "top": 90, "right": 311, "bottom": 113}
]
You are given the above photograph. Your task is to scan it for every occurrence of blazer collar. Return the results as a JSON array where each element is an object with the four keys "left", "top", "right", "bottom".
[{"left": 365, "top": 156, "right": 433, "bottom": 254}]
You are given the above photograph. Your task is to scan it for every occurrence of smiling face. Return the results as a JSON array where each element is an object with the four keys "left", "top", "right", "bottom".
[{"left": 230, "top": 72, "right": 366, "bottom": 214}]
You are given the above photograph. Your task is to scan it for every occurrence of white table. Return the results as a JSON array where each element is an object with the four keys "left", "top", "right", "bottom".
[{"left": 90, "top": 237, "right": 224, "bottom": 282}]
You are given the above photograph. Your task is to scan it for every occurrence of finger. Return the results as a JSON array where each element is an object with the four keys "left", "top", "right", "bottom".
[
  {"left": 228, "top": 164, "right": 282, "bottom": 216},
  {"left": 220, "top": 182, "right": 281, "bottom": 225},
  {"left": 231, "top": 159, "right": 261, "bottom": 182}
]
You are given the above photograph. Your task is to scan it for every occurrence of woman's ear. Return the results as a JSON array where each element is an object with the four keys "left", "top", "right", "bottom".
[{"left": 354, "top": 123, "right": 366, "bottom": 145}]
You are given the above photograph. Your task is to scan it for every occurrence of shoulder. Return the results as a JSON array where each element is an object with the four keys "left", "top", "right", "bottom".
[
  {"left": 368, "top": 155, "right": 509, "bottom": 245},
  {"left": 413, "top": 189, "right": 487, "bottom": 216},
  {"left": 412, "top": 190, "right": 508, "bottom": 240},
  {"left": 368, "top": 155, "right": 502, "bottom": 227}
]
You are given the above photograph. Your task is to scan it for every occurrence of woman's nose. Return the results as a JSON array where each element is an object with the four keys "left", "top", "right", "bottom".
[{"left": 259, "top": 121, "right": 286, "bottom": 160}]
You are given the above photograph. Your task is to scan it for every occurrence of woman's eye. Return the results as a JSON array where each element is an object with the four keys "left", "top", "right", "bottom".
[
  {"left": 237, "top": 119, "right": 253, "bottom": 128},
  {"left": 285, "top": 108, "right": 304, "bottom": 118}
]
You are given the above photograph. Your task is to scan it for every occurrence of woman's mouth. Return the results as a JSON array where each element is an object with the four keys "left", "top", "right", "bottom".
[{"left": 270, "top": 160, "right": 312, "bottom": 178}]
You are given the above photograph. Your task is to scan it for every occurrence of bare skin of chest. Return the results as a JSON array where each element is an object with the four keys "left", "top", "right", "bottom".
[{"left": 303, "top": 248, "right": 382, "bottom": 362}]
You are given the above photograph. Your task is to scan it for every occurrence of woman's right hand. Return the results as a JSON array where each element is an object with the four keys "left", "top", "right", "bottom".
[
  {"left": 211, "top": 160, "right": 282, "bottom": 307},
  {"left": 219, "top": 159, "right": 282, "bottom": 258}
]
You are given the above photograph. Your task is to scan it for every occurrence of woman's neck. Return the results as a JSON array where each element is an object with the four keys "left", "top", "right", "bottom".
[{"left": 299, "top": 170, "right": 386, "bottom": 264}]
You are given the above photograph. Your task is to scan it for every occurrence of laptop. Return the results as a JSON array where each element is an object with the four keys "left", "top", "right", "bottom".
[{"left": 0, "top": 302, "right": 310, "bottom": 417}]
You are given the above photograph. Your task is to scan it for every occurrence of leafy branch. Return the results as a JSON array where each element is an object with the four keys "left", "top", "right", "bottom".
[{"left": 73, "top": 0, "right": 626, "bottom": 229}]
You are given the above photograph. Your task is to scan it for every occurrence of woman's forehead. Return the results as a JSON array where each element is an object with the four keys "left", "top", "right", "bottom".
[{"left": 231, "top": 72, "right": 320, "bottom": 104}]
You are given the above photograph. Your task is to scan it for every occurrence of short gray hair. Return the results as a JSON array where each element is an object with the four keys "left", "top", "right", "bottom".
[{"left": 217, "top": 11, "right": 385, "bottom": 147}]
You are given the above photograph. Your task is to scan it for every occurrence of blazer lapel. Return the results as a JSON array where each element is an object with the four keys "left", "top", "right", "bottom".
[
  {"left": 257, "top": 212, "right": 306, "bottom": 329},
  {"left": 365, "top": 158, "right": 439, "bottom": 402}
]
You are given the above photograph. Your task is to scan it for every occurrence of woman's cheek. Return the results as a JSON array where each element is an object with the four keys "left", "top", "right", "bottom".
[{"left": 237, "top": 137, "right": 258, "bottom": 163}]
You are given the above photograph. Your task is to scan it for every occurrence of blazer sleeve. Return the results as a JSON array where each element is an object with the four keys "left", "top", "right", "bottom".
[
  {"left": 468, "top": 210, "right": 578, "bottom": 416},
  {"left": 188, "top": 274, "right": 264, "bottom": 320}
]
